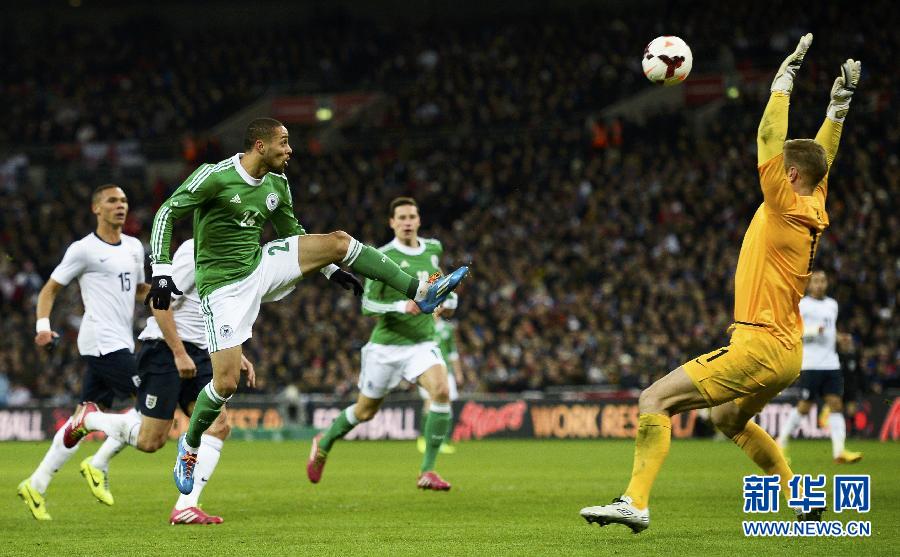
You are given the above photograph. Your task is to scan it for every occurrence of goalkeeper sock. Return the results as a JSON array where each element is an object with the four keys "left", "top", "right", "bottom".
[
  {"left": 731, "top": 421, "right": 794, "bottom": 499},
  {"left": 623, "top": 413, "right": 671, "bottom": 510},
  {"left": 420, "top": 402, "right": 452, "bottom": 473},
  {"left": 185, "top": 383, "right": 230, "bottom": 450},
  {"left": 320, "top": 404, "right": 360, "bottom": 452},
  {"left": 342, "top": 238, "right": 419, "bottom": 299}
]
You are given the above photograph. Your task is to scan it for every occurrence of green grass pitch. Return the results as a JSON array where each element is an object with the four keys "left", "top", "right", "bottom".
[{"left": 1, "top": 439, "right": 896, "bottom": 556}]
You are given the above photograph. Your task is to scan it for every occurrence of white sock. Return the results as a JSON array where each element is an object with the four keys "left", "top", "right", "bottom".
[
  {"left": 341, "top": 237, "right": 363, "bottom": 265},
  {"left": 778, "top": 408, "right": 802, "bottom": 447},
  {"left": 91, "top": 437, "right": 127, "bottom": 472},
  {"left": 413, "top": 280, "right": 431, "bottom": 302},
  {"left": 30, "top": 418, "right": 79, "bottom": 494},
  {"left": 175, "top": 434, "right": 224, "bottom": 510},
  {"left": 828, "top": 412, "right": 846, "bottom": 458},
  {"left": 90, "top": 409, "right": 138, "bottom": 470},
  {"left": 85, "top": 408, "right": 143, "bottom": 447},
  {"left": 346, "top": 404, "right": 360, "bottom": 426}
]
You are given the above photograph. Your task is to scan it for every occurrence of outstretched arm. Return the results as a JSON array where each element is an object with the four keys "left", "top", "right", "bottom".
[
  {"left": 757, "top": 93, "right": 790, "bottom": 165},
  {"left": 758, "top": 33, "right": 813, "bottom": 165},
  {"left": 815, "top": 59, "right": 861, "bottom": 169}
]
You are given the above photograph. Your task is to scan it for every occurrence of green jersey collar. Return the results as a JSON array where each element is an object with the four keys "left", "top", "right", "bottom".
[
  {"left": 391, "top": 237, "right": 426, "bottom": 255},
  {"left": 233, "top": 154, "right": 264, "bottom": 187}
]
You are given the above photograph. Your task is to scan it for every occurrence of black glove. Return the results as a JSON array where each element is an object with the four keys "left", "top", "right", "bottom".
[
  {"left": 144, "top": 275, "right": 183, "bottom": 310},
  {"left": 329, "top": 269, "right": 363, "bottom": 296}
]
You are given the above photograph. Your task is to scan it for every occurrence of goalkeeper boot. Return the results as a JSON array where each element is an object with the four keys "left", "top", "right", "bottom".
[
  {"left": 580, "top": 496, "right": 650, "bottom": 534},
  {"left": 416, "top": 267, "right": 469, "bottom": 314},
  {"left": 80, "top": 457, "right": 114, "bottom": 505},
  {"left": 17, "top": 479, "right": 51, "bottom": 521},
  {"left": 173, "top": 434, "right": 198, "bottom": 495},
  {"left": 63, "top": 401, "right": 99, "bottom": 448}
]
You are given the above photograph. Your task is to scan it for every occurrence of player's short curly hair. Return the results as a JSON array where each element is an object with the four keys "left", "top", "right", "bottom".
[
  {"left": 389, "top": 196, "right": 418, "bottom": 218},
  {"left": 243, "top": 118, "right": 285, "bottom": 150},
  {"left": 783, "top": 139, "right": 827, "bottom": 191}
]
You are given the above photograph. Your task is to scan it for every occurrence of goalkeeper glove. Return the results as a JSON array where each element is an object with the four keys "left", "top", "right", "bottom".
[
  {"left": 771, "top": 33, "right": 813, "bottom": 94},
  {"left": 827, "top": 59, "right": 861, "bottom": 123}
]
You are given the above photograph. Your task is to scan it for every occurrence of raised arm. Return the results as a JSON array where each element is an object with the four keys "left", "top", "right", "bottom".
[
  {"left": 758, "top": 33, "right": 812, "bottom": 165},
  {"left": 815, "top": 59, "right": 861, "bottom": 170}
]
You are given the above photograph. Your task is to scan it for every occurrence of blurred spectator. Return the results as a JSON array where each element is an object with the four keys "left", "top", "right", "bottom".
[
  {"left": 0, "top": 372, "right": 9, "bottom": 408},
  {"left": 0, "top": 2, "right": 896, "bottom": 400}
]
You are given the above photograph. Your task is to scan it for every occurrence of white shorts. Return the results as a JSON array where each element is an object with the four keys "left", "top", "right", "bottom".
[
  {"left": 359, "top": 341, "right": 445, "bottom": 399},
  {"left": 418, "top": 369, "right": 458, "bottom": 401},
  {"left": 201, "top": 236, "right": 302, "bottom": 352}
]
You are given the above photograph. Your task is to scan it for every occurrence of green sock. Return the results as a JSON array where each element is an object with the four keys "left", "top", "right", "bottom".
[
  {"left": 420, "top": 408, "right": 451, "bottom": 472},
  {"left": 320, "top": 405, "right": 359, "bottom": 452},
  {"left": 346, "top": 240, "right": 419, "bottom": 298},
  {"left": 186, "top": 384, "right": 226, "bottom": 448}
]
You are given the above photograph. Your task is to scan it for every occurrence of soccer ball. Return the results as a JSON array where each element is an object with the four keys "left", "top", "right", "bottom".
[{"left": 642, "top": 36, "right": 693, "bottom": 86}]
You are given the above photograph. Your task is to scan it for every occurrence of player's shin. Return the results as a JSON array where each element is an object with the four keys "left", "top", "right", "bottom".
[
  {"left": 342, "top": 238, "right": 420, "bottom": 299},
  {"left": 777, "top": 407, "right": 802, "bottom": 447},
  {"left": 623, "top": 414, "right": 672, "bottom": 510},
  {"left": 420, "top": 402, "right": 451, "bottom": 473},
  {"left": 91, "top": 432, "right": 128, "bottom": 471},
  {"left": 176, "top": 434, "right": 223, "bottom": 510},
  {"left": 828, "top": 412, "right": 846, "bottom": 459},
  {"left": 186, "top": 383, "right": 230, "bottom": 449},
  {"left": 319, "top": 404, "right": 360, "bottom": 452},
  {"left": 30, "top": 418, "right": 80, "bottom": 494},
  {"left": 731, "top": 421, "right": 793, "bottom": 499}
]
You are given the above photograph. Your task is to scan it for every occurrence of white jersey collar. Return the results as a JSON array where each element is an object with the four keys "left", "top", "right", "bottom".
[
  {"left": 233, "top": 153, "right": 264, "bottom": 187},
  {"left": 391, "top": 237, "right": 426, "bottom": 256}
]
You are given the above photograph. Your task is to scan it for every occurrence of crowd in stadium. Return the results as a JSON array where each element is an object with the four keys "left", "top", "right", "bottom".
[{"left": 1, "top": 1, "right": 897, "bottom": 406}]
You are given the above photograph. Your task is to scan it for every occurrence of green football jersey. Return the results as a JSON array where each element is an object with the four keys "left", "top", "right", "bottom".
[
  {"left": 150, "top": 155, "right": 305, "bottom": 298},
  {"left": 362, "top": 237, "right": 442, "bottom": 345},
  {"left": 434, "top": 318, "right": 459, "bottom": 374}
]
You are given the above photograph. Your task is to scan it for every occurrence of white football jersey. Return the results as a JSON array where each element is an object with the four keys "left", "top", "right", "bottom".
[
  {"left": 799, "top": 295, "right": 840, "bottom": 370},
  {"left": 50, "top": 233, "right": 145, "bottom": 356},
  {"left": 139, "top": 238, "right": 207, "bottom": 349}
]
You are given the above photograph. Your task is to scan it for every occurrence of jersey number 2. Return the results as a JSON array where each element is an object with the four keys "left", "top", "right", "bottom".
[{"left": 267, "top": 240, "right": 290, "bottom": 256}]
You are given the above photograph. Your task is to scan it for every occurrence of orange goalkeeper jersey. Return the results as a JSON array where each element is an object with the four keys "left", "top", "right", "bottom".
[{"left": 733, "top": 153, "right": 830, "bottom": 348}]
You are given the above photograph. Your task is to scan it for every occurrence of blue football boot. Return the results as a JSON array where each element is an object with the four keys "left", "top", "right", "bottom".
[{"left": 416, "top": 266, "right": 469, "bottom": 314}]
